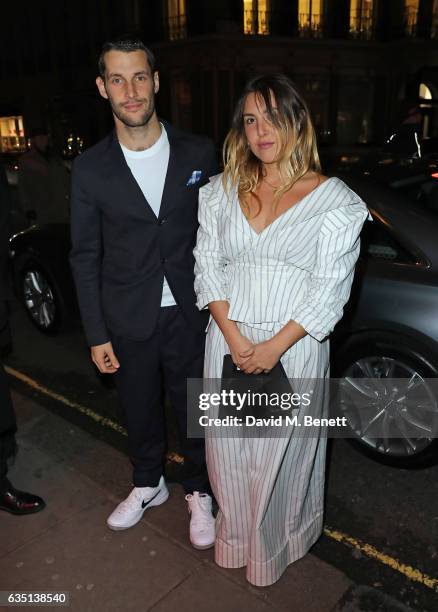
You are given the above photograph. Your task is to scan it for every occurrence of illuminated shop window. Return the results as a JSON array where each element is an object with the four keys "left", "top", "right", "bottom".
[
  {"left": 298, "top": 0, "right": 323, "bottom": 38},
  {"left": 167, "top": 0, "right": 187, "bottom": 40},
  {"left": 243, "top": 0, "right": 270, "bottom": 35},
  {"left": 0, "top": 116, "right": 26, "bottom": 153},
  {"left": 404, "top": 0, "right": 419, "bottom": 36},
  {"left": 349, "top": 0, "right": 374, "bottom": 39}
]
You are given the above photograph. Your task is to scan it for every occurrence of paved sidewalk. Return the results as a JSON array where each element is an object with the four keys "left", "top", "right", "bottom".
[{"left": 0, "top": 392, "right": 411, "bottom": 612}]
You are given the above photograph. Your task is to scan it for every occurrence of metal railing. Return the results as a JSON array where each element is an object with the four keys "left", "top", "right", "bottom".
[
  {"left": 298, "top": 12, "right": 323, "bottom": 38},
  {"left": 243, "top": 9, "right": 270, "bottom": 35},
  {"left": 168, "top": 14, "right": 187, "bottom": 41}
]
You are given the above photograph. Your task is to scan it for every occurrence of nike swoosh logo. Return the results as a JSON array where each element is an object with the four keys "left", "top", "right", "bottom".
[{"left": 141, "top": 490, "right": 160, "bottom": 509}]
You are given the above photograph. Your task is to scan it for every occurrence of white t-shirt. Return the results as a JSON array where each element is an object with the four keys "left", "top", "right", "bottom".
[{"left": 120, "top": 125, "right": 176, "bottom": 307}]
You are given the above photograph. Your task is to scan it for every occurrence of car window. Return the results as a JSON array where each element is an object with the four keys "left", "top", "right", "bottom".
[
  {"left": 406, "top": 179, "right": 438, "bottom": 212},
  {"left": 389, "top": 174, "right": 438, "bottom": 213},
  {"left": 360, "top": 219, "right": 418, "bottom": 264}
]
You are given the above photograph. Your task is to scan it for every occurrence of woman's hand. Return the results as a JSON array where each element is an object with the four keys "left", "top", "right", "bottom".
[
  {"left": 227, "top": 334, "right": 255, "bottom": 369},
  {"left": 208, "top": 301, "right": 255, "bottom": 368},
  {"left": 239, "top": 338, "right": 283, "bottom": 374}
]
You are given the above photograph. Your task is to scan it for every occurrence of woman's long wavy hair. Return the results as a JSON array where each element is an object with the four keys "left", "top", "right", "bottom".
[{"left": 223, "top": 74, "right": 321, "bottom": 217}]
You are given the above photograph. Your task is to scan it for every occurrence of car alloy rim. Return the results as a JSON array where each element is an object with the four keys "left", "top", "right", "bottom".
[
  {"left": 22, "top": 270, "right": 56, "bottom": 328},
  {"left": 338, "top": 356, "right": 437, "bottom": 457}
]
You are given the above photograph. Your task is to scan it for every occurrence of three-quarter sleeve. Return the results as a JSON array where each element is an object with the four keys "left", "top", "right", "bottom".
[
  {"left": 292, "top": 201, "right": 369, "bottom": 342},
  {"left": 194, "top": 180, "right": 229, "bottom": 310}
]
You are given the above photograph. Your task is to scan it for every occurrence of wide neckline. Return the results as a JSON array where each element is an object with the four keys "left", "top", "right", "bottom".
[{"left": 238, "top": 176, "right": 335, "bottom": 237}]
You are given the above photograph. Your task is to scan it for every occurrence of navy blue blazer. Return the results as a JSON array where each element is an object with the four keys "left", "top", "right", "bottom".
[{"left": 70, "top": 122, "right": 217, "bottom": 346}]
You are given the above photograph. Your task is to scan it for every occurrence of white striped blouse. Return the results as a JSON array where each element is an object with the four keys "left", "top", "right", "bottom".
[{"left": 194, "top": 175, "right": 371, "bottom": 342}]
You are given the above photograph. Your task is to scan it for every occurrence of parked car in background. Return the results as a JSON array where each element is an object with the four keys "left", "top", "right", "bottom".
[
  {"left": 328, "top": 156, "right": 438, "bottom": 469},
  {"left": 9, "top": 224, "right": 76, "bottom": 334},
  {"left": 8, "top": 156, "right": 438, "bottom": 468}
]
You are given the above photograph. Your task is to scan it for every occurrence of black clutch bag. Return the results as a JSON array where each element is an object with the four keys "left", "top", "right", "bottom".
[{"left": 220, "top": 354, "right": 293, "bottom": 419}]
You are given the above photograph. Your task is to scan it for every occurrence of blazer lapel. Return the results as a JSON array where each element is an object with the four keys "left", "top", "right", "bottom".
[
  {"left": 102, "top": 130, "right": 158, "bottom": 223},
  {"left": 159, "top": 123, "right": 197, "bottom": 219}
]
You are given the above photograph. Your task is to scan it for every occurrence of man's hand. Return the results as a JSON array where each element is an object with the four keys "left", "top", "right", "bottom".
[
  {"left": 239, "top": 338, "right": 283, "bottom": 375},
  {"left": 91, "top": 341, "right": 120, "bottom": 374}
]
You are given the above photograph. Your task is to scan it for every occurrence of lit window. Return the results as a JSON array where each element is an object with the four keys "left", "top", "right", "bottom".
[
  {"left": 419, "top": 83, "right": 432, "bottom": 100},
  {"left": 298, "top": 0, "right": 323, "bottom": 38},
  {"left": 0, "top": 116, "right": 26, "bottom": 153},
  {"left": 243, "top": 0, "right": 270, "bottom": 35},
  {"left": 243, "top": 0, "right": 254, "bottom": 34},
  {"left": 349, "top": 0, "right": 374, "bottom": 39},
  {"left": 404, "top": 0, "right": 419, "bottom": 36},
  {"left": 167, "top": 0, "right": 186, "bottom": 40}
]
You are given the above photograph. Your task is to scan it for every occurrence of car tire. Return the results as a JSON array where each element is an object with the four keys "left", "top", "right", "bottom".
[
  {"left": 333, "top": 333, "right": 438, "bottom": 469},
  {"left": 15, "top": 256, "right": 67, "bottom": 335}
]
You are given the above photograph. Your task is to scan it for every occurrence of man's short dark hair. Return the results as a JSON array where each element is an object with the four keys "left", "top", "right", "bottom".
[{"left": 98, "top": 37, "right": 156, "bottom": 79}]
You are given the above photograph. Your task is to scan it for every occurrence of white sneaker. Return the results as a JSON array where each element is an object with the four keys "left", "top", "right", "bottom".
[
  {"left": 185, "top": 492, "right": 215, "bottom": 550},
  {"left": 107, "top": 476, "right": 169, "bottom": 531}
]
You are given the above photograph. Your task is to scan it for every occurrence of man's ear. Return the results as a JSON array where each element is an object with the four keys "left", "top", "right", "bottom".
[
  {"left": 96, "top": 76, "right": 109, "bottom": 100},
  {"left": 153, "top": 71, "right": 159, "bottom": 95}
]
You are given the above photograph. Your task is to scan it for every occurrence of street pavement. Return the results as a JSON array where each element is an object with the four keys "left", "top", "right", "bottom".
[{"left": 0, "top": 391, "right": 416, "bottom": 612}]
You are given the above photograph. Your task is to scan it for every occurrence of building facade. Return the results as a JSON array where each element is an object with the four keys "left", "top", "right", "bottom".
[{"left": 0, "top": 0, "right": 437, "bottom": 154}]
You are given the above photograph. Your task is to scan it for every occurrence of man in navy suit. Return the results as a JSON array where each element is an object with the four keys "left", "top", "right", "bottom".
[{"left": 70, "top": 38, "right": 216, "bottom": 549}]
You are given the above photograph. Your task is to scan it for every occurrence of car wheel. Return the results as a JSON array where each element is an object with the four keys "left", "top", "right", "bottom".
[
  {"left": 17, "top": 259, "right": 66, "bottom": 334},
  {"left": 333, "top": 334, "right": 438, "bottom": 468}
]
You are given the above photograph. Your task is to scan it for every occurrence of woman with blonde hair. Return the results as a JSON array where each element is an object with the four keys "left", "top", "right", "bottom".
[{"left": 194, "top": 74, "right": 369, "bottom": 586}]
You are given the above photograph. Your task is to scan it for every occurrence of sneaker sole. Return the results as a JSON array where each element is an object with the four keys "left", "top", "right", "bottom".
[
  {"left": 191, "top": 541, "right": 215, "bottom": 550},
  {"left": 107, "top": 487, "right": 170, "bottom": 531}
]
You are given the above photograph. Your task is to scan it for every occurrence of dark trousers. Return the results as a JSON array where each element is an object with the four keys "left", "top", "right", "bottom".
[
  {"left": 0, "top": 360, "right": 16, "bottom": 492},
  {"left": 112, "top": 306, "right": 208, "bottom": 493}
]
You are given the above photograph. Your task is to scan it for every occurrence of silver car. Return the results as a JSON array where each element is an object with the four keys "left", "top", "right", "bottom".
[{"left": 331, "top": 157, "right": 438, "bottom": 468}]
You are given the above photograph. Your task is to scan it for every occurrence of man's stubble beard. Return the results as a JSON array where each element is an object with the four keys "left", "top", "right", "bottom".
[{"left": 110, "top": 98, "right": 156, "bottom": 129}]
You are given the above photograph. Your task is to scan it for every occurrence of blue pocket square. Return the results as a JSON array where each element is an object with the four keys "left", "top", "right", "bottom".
[{"left": 186, "top": 170, "right": 202, "bottom": 186}]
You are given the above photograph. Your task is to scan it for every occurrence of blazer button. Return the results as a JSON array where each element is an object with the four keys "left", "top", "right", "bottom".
[
  {"left": 159, "top": 217, "right": 167, "bottom": 225},
  {"left": 161, "top": 257, "right": 167, "bottom": 264}
]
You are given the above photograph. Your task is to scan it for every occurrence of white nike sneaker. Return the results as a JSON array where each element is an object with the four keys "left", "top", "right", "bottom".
[
  {"left": 107, "top": 476, "right": 169, "bottom": 531},
  {"left": 185, "top": 491, "right": 215, "bottom": 550}
]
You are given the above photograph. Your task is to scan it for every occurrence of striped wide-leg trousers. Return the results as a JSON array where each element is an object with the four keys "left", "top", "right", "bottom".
[{"left": 203, "top": 319, "right": 329, "bottom": 587}]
